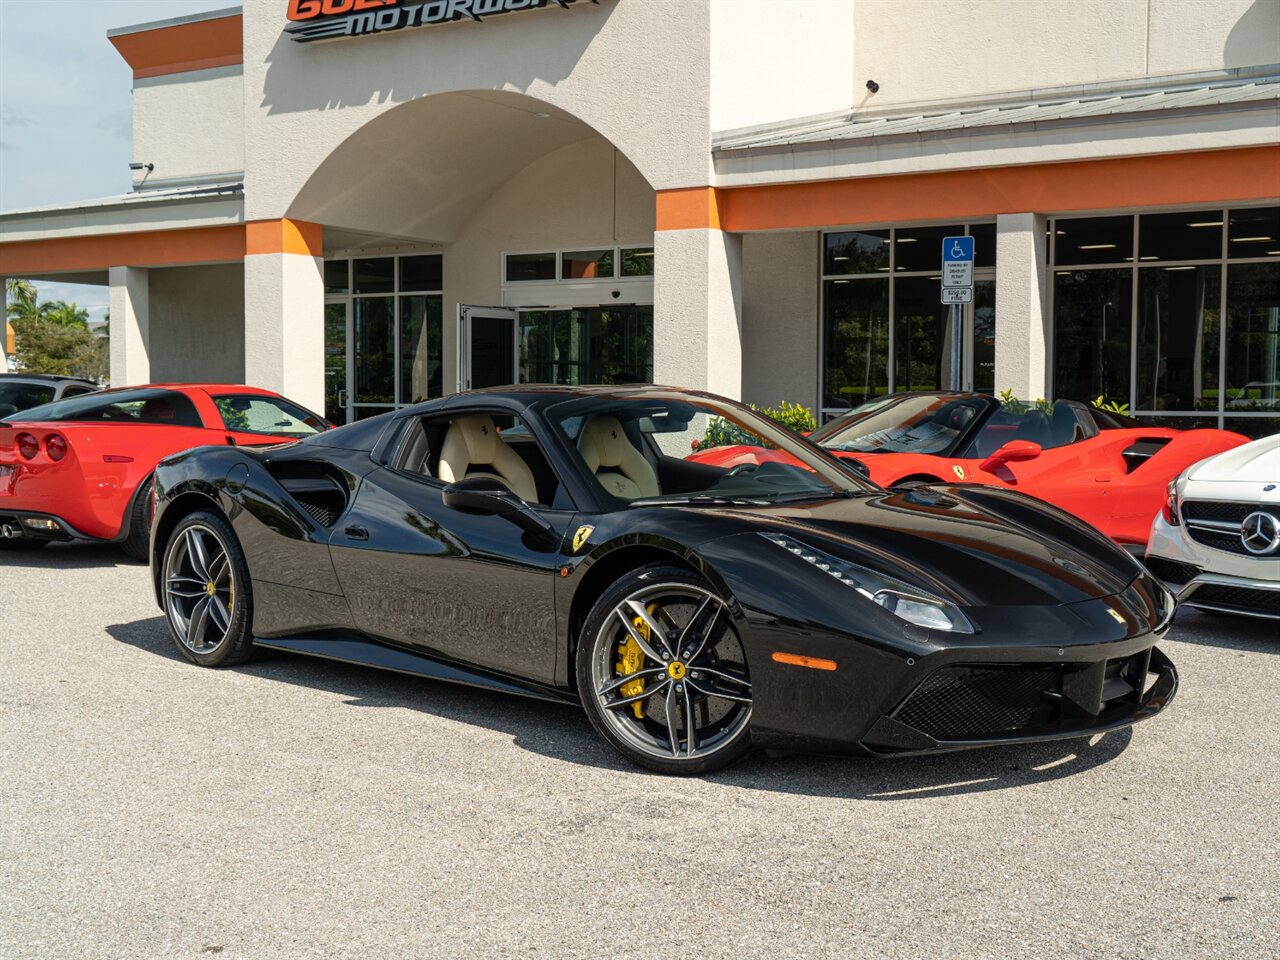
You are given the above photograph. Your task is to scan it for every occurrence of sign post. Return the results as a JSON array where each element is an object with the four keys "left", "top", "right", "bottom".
[{"left": 940, "top": 236, "right": 974, "bottom": 391}]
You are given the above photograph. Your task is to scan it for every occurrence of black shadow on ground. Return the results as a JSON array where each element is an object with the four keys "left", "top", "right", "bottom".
[
  {"left": 1168, "top": 607, "right": 1279, "bottom": 656},
  {"left": 0, "top": 540, "right": 141, "bottom": 570},
  {"left": 109, "top": 614, "right": 1135, "bottom": 801}
]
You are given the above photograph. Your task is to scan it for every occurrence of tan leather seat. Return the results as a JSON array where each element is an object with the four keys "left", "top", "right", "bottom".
[
  {"left": 437, "top": 415, "right": 538, "bottom": 503},
  {"left": 578, "top": 416, "right": 660, "bottom": 499}
]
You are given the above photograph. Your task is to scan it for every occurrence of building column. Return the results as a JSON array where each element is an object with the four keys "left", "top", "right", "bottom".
[
  {"left": 994, "top": 213, "right": 1051, "bottom": 402},
  {"left": 243, "top": 220, "right": 324, "bottom": 412},
  {"left": 653, "top": 194, "right": 743, "bottom": 398},
  {"left": 109, "top": 266, "right": 150, "bottom": 386}
]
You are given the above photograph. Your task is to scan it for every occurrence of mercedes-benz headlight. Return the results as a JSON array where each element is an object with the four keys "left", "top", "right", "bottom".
[{"left": 761, "top": 532, "right": 974, "bottom": 633}]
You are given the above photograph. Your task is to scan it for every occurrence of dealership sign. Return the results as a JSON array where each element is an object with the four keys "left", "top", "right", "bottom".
[{"left": 286, "top": 0, "right": 601, "bottom": 43}]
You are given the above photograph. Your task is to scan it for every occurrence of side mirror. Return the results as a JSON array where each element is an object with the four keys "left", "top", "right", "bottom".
[
  {"left": 979, "top": 440, "right": 1042, "bottom": 473},
  {"left": 442, "top": 477, "right": 554, "bottom": 539}
]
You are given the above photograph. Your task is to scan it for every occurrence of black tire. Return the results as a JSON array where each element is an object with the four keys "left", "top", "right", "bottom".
[
  {"left": 0, "top": 538, "right": 48, "bottom": 551},
  {"left": 160, "top": 509, "right": 258, "bottom": 667},
  {"left": 576, "top": 563, "right": 753, "bottom": 776},
  {"left": 119, "top": 475, "right": 154, "bottom": 561}
]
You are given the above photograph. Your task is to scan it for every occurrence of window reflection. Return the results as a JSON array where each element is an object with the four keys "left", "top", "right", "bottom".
[
  {"left": 1136, "top": 265, "right": 1220, "bottom": 411},
  {"left": 1054, "top": 216, "right": 1132, "bottom": 266},
  {"left": 519, "top": 307, "right": 653, "bottom": 385},
  {"left": 824, "top": 231, "right": 890, "bottom": 274},
  {"left": 1053, "top": 270, "right": 1131, "bottom": 403},
  {"left": 1225, "top": 262, "right": 1280, "bottom": 411},
  {"left": 823, "top": 278, "right": 889, "bottom": 411}
]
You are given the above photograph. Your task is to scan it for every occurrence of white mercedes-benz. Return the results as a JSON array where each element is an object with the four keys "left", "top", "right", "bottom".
[{"left": 1145, "top": 434, "right": 1280, "bottom": 620}]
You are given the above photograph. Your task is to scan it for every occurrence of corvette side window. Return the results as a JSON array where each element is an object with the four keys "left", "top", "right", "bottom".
[{"left": 7, "top": 388, "right": 202, "bottom": 427}]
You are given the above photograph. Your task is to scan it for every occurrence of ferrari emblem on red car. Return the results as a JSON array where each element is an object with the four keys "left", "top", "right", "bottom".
[{"left": 952, "top": 465, "right": 965, "bottom": 480}]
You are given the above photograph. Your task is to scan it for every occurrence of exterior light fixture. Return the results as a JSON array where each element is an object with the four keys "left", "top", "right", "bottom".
[
  {"left": 865, "top": 80, "right": 880, "bottom": 93},
  {"left": 128, "top": 162, "right": 154, "bottom": 172}
]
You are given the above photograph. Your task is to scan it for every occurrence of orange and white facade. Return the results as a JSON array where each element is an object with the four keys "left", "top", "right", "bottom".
[{"left": 1, "top": 0, "right": 1278, "bottom": 433}]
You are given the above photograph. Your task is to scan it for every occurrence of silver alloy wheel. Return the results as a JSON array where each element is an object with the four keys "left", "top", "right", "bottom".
[
  {"left": 591, "top": 582, "right": 751, "bottom": 763},
  {"left": 164, "top": 523, "right": 235, "bottom": 655}
]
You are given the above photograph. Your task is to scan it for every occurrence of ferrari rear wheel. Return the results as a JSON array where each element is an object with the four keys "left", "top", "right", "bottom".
[
  {"left": 577, "top": 565, "right": 753, "bottom": 775},
  {"left": 162, "top": 510, "right": 257, "bottom": 667}
]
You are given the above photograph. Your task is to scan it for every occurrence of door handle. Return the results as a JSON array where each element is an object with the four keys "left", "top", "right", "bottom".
[{"left": 344, "top": 524, "right": 369, "bottom": 541}]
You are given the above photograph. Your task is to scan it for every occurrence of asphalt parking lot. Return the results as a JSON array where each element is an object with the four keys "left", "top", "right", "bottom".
[{"left": 1, "top": 543, "right": 1277, "bottom": 960}]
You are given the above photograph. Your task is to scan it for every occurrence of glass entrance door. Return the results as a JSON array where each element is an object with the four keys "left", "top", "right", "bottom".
[{"left": 460, "top": 306, "right": 518, "bottom": 390}]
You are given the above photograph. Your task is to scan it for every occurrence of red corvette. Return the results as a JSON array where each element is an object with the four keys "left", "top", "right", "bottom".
[
  {"left": 0, "top": 384, "right": 328, "bottom": 558},
  {"left": 690, "top": 392, "right": 1250, "bottom": 551}
]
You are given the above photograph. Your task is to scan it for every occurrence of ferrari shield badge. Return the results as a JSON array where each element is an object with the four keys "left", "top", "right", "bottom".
[
  {"left": 952, "top": 464, "right": 966, "bottom": 480},
  {"left": 572, "top": 525, "right": 595, "bottom": 553}
]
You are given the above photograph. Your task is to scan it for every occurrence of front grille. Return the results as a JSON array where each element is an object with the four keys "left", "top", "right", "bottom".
[
  {"left": 893, "top": 666, "right": 1058, "bottom": 740},
  {"left": 1182, "top": 501, "right": 1279, "bottom": 557},
  {"left": 1189, "top": 584, "right": 1280, "bottom": 616},
  {"left": 1181, "top": 501, "right": 1259, "bottom": 524},
  {"left": 1144, "top": 556, "right": 1200, "bottom": 586}
]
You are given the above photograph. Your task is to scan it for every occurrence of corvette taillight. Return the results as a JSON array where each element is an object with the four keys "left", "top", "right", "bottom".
[
  {"left": 1161, "top": 479, "right": 1180, "bottom": 526},
  {"left": 45, "top": 434, "right": 68, "bottom": 462},
  {"left": 15, "top": 432, "right": 38, "bottom": 460}
]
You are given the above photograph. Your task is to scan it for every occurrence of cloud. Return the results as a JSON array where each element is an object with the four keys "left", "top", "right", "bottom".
[
  {"left": 0, "top": 106, "right": 32, "bottom": 127},
  {"left": 96, "top": 110, "right": 131, "bottom": 141}
]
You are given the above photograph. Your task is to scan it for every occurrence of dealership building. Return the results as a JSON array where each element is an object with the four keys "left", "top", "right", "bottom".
[{"left": 1, "top": 0, "right": 1278, "bottom": 435}]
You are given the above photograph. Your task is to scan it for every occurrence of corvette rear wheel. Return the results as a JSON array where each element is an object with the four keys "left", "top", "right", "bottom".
[
  {"left": 578, "top": 565, "right": 753, "bottom": 775},
  {"left": 162, "top": 511, "right": 256, "bottom": 667}
]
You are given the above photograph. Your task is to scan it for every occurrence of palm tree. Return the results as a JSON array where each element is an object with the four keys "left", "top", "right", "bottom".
[
  {"left": 42, "top": 300, "right": 90, "bottom": 329},
  {"left": 5, "top": 278, "right": 36, "bottom": 308}
]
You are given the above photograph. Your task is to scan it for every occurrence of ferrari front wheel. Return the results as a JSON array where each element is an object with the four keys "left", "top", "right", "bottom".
[
  {"left": 161, "top": 510, "right": 257, "bottom": 667},
  {"left": 577, "top": 565, "right": 753, "bottom": 775}
]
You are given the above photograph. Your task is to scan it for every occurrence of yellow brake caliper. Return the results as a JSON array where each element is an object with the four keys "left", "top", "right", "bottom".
[{"left": 616, "top": 604, "right": 658, "bottom": 719}]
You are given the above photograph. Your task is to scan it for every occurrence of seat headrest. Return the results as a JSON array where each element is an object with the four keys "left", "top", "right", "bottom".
[
  {"left": 447, "top": 415, "right": 500, "bottom": 463},
  {"left": 578, "top": 416, "right": 633, "bottom": 467}
]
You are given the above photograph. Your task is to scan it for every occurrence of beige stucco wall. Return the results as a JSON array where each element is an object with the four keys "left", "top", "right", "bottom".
[
  {"left": 441, "top": 136, "right": 656, "bottom": 392},
  {"left": 710, "top": 0, "right": 855, "bottom": 131},
  {"left": 852, "top": 0, "right": 1279, "bottom": 108},
  {"left": 242, "top": 0, "right": 714, "bottom": 225},
  {"left": 740, "top": 231, "right": 820, "bottom": 412},
  {"left": 147, "top": 264, "right": 245, "bottom": 383},
  {"left": 132, "top": 67, "right": 245, "bottom": 188}
]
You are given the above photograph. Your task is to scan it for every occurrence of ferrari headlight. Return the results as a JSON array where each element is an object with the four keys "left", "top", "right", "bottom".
[{"left": 761, "top": 532, "right": 974, "bottom": 633}]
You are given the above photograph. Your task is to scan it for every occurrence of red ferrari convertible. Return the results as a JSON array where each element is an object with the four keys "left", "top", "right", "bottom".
[
  {"left": 690, "top": 392, "right": 1250, "bottom": 551},
  {"left": 0, "top": 384, "right": 328, "bottom": 558}
]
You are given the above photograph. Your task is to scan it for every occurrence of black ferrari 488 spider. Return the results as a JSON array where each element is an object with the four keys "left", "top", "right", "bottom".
[{"left": 150, "top": 385, "right": 1177, "bottom": 774}]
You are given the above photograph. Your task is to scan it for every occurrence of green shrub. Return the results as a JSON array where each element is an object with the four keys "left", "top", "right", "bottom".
[{"left": 700, "top": 401, "right": 818, "bottom": 449}]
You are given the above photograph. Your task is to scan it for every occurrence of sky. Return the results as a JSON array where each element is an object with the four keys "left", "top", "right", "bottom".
[{"left": 0, "top": 0, "right": 232, "bottom": 324}]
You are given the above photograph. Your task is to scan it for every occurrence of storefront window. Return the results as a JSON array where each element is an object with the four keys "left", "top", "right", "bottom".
[
  {"left": 354, "top": 257, "right": 395, "bottom": 295},
  {"left": 399, "top": 296, "right": 443, "bottom": 404},
  {"left": 824, "top": 230, "right": 889, "bottom": 275},
  {"left": 1224, "top": 262, "right": 1280, "bottom": 412},
  {"left": 894, "top": 275, "right": 952, "bottom": 392},
  {"left": 1136, "top": 265, "right": 1220, "bottom": 411},
  {"left": 822, "top": 223, "right": 997, "bottom": 418},
  {"left": 1051, "top": 206, "right": 1278, "bottom": 430},
  {"left": 1227, "top": 206, "right": 1280, "bottom": 259},
  {"left": 324, "top": 253, "right": 444, "bottom": 424},
  {"left": 505, "top": 251, "right": 557, "bottom": 282},
  {"left": 1138, "top": 211, "right": 1222, "bottom": 262},
  {"left": 1053, "top": 269, "right": 1131, "bottom": 405},
  {"left": 519, "top": 307, "right": 653, "bottom": 385},
  {"left": 561, "top": 249, "right": 614, "bottom": 280},
  {"left": 823, "top": 278, "right": 889, "bottom": 412},
  {"left": 1054, "top": 216, "right": 1132, "bottom": 266},
  {"left": 620, "top": 247, "right": 654, "bottom": 277}
]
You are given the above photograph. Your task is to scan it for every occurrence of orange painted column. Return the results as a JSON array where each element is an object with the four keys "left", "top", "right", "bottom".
[{"left": 243, "top": 219, "right": 326, "bottom": 412}]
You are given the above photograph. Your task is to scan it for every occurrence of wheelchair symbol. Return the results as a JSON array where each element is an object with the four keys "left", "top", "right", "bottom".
[{"left": 950, "top": 240, "right": 965, "bottom": 259}]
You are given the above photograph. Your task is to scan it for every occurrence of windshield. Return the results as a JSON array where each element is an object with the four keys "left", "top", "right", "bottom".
[
  {"left": 813, "top": 395, "right": 992, "bottom": 455},
  {"left": 211, "top": 394, "right": 327, "bottom": 438},
  {"left": 8, "top": 388, "right": 203, "bottom": 426},
  {"left": 0, "top": 382, "right": 55, "bottom": 417},
  {"left": 544, "top": 393, "right": 873, "bottom": 506}
]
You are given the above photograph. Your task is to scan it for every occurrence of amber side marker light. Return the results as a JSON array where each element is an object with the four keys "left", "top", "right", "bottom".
[{"left": 771, "top": 652, "right": 838, "bottom": 671}]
